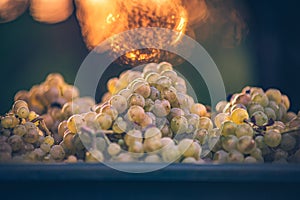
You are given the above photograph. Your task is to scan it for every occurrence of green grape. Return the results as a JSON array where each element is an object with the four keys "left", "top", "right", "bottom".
[
  {"left": 40, "top": 143, "right": 51, "bottom": 153},
  {"left": 128, "top": 141, "right": 144, "bottom": 157},
  {"left": 182, "top": 157, "right": 199, "bottom": 163},
  {"left": 251, "top": 93, "right": 269, "bottom": 107},
  {"left": 221, "top": 135, "right": 238, "bottom": 152},
  {"left": 273, "top": 149, "right": 288, "bottom": 161},
  {"left": 95, "top": 137, "right": 107, "bottom": 152},
  {"left": 283, "top": 112, "right": 297, "bottom": 123},
  {"left": 145, "top": 127, "right": 162, "bottom": 140},
  {"left": 7, "top": 135, "right": 23, "bottom": 152},
  {"left": 23, "top": 128, "right": 39, "bottom": 144},
  {"left": 171, "top": 116, "right": 188, "bottom": 134},
  {"left": 232, "top": 93, "right": 251, "bottom": 106},
  {"left": 160, "top": 137, "right": 175, "bottom": 148},
  {"left": 143, "top": 138, "right": 162, "bottom": 153},
  {"left": 214, "top": 113, "right": 230, "bottom": 128},
  {"left": 248, "top": 103, "right": 264, "bottom": 117},
  {"left": 133, "top": 81, "right": 151, "bottom": 98},
  {"left": 266, "top": 88, "right": 282, "bottom": 104},
  {"left": 12, "top": 100, "right": 28, "bottom": 113},
  {"left": 24, "top": 122, "right": 36, "bottom": 130},
  {"left": 124, "top": 130, "right": 143, "bottom": 146},
  {"left": 168, "top": 108, "right": 185, "bottom": 121},
  {"left": 44, "top": 136, "right": 55, "bottom": 146},
  {"left": 144, "top": 98, "right": 154, "bottom": 112},
  {"left": 194, "top": 129, "right": 208, "bottom": 145},
  {"left": 143, "top": 63, "right": 158, "bottom": 74},
  {"left": 186, "top": 114, "right": 200, "bottom": 133},
  {"left": 65, "top": 155, "right": 78, "bottom": 163},
  {"left": 231, "top": 108, "right": 249, "bottom": 125},
  {"left": 149, "top": 86, "right": 161, "bottom": 100},
  {"left": 160, "top": 123, "right": 173, "bottom": 138},
  {"left": 235, "top": 123, "right": 254, "bottom": 138},
  {"left": 85, "top": 150, "right": 104, "bottom": 162},
  {"left": 109, "top": 95, "right": 128, "bottom": 114},
  {"left": 279, "top": 134, "right": 296, "bottom": 151},
  {"left": 1, "top": 129, "right": 11, "bottom": 137},
  {"left": 118, "top": 88, "right": 132, "bottom": 99},
  {"left": 50, "top": 145, "right": 65, "bottom": 160},
  {"left": 156, "top": 76, "right": 172, "bottom": 90},
  {"left": 145, "top": 72, "right": 160, "bottom": 85},
  {"left": 237, "top": 136, "right": 256, "bottom": 154},
  {"left": 1, "top": 116, "right": 16, "bottom": 129},
  {"left": 100, "top": 105, "right": 118, "bottom": 121},
  {"left": 250, "top": 148, "right": 264, "bottom": 162},
  {"left": 83, "top": 112, "right": 97, "bottom": 129},
  {"left": 0, "top": 152, "right": 12, "bottom": 161},
  {"left": 144, "top": 154, "right": 161, "bottom": 163},
  {"left": 227, "top": 150, "right": 244, "bottom": 163},
  {"left": 112, "top": 117, "right": 127, "bottom": 134},
  {"left": 115, "top": 153, "right": 134, "bottom": 162},
  {"left": 16, "top": 106, "right": 30, "bottom": 119},
  {"left": 251, "top": 111, "right": 268, "bottom": 126},
  {"left": 127, "top": 105, "right": 146, "bottom": 123},
  {"left": 95, "top": 113, "right": 112, "bottom": 130},
  {"left": 157, "top": 62, "right": 173, "bottom": 73},
  {"left": 230, "top": 104, "right": 247, "bottom": 113},
  {"left": 161, "top": 145, "right": 180, "bottom": 162},
  {"left": 174, "top": 82, "right": 187, "bottom": 93},
  {"left": 178, "top": 139, "right": 201, "bottom": 159},
  {"left": 152, "top": 99, "right": 171, "bottom": 117},
  {"left": 244, "top": 156, "right": 257, "bottom": 163},
  {"left": 128, "top": 93, "right": 145, "bottom": 107},
  {"left": 281, "top": 95, "right": 290, "bottom": 110},
  {"left": 13, "top": 125, "right": 27, "bottom": 137},
  {"left": 267, "top": 121, "right": 285, "bottom": 132},
  {"left": 0, "top": 136, "right": 7, "bottom": 143},
  {"left": 211, "top": 137, "right": 222, "bottom": 152},
  {"left": 67, "top": 114, "right": 84, "bottom": 133},
  {"left": 160, "top": 70, "right": 177, "bottom": 82},
  {"left": 221, "top": 121, "right": 237, "bottom": 136},
  {"left": 191, "top": 103, "right": 207, "bottom": 117},
  {"left": 277, "top": 103, "right": 287, "bottom": 120},
  {"left": 198, "top": 117, "right": 213, "bottom": 131},
  {"left": 107, "top": 143, "right": 121, "bottom": 156},
  {"left": 264, "top": 129, "right": 281, "bottom": 147},
  {"left": 215, "top": 101, "right": 228, "bottom": 113},
  {"left": 213, "top": 150, "right": 228, "bottom": 163},
  {"left": 264, "top": 107, "right": 276, "bottom": 121},
  {"left": 161, "top": 86, "right": 177, "bottom": 103}
]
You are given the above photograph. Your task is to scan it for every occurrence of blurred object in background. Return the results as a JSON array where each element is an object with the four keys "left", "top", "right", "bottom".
[
  {"left": 0, "top": 0, "right": 29, "bottom": 23},
  {"left": 30, "top": 0, "right": 73, "bottom": 24}
]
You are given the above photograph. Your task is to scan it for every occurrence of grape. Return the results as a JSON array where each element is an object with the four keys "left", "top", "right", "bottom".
[
  {"left": 144, "top": 127, "right": 162, "bottom": 140},
  {"left": 67, "top": 114, "right": 84, "bottom": 133},
  {"left": 99, "top": 105, "right": 118, "bottom": 121},
  {"left": 85, "top": 150, "right": 104, "bottom": 162},
  {"left": 115, "top": 153, "right": 134, "bottom": 162},
  {"left": 279, "top": 134, "right": 296, "bottom": 151},
  {"left": 133, "top": 82, "right": 151, "bottom": 98},
  {"left": 244, "top": 156, "right": 257, "bottom": 163},
  {"left": 273, "top": 149, "right": 288, "bottom": 161},
  {"left": 83, "top": 112, "right": 97, "bottom": 128},
  {"left": 160, "top": 137, "right": 175, "bottom": 148},
  {"left": 232, "top": 93, "right": 251, "bottom": 106},
  {"left": 12, "top": 100, "right": 28, "bottom": 113},
  {"left": 107, "top": 143, "right": 121, "bottom": 156},
  {"left": 251, "top": 111, "right": 268, "bottom": 126},
  {"left": 191, "top": 103, "right": 207, "bottom": 117},
  {"left": 251, "top": 93, "right": 269, "bottom": 107},
  {"left": 160, "top": 70, "right": 177, "bottom": 82},
  {"left": 251, "top": 148, "right": 264, "bottom": 162},
  {"left": 128, "top": 141, "right": 144, "bottom": 156},
  {"left": 145, "top": 72, "right": 160, "bottom": 85},
  {"left": 161, "top": 87, "right": 177, "bottom": 103},
  {"left": 65, "top": 155, "right": 78, "bottom": 163},
  {"left": 221, "top": 135, "right": 238, "bottom": 152},
  {"left": 44, "top": 136, "right": 55, "bottom": 146},
  {"left": 264, "top": 129, "right": 282, "bottom": 147},
  {"left": 124, "top": 130, "right": 143, "bottom": 146},
  {"left": 194, "top": 129, "right": 208, "bottom": 144},
  {"left": 112, "top": 117, "right": 127, "bottom": 134},
  {"left": 213, "top": 150, "right": 228, "bottom": 163},
  {"left": 198, "top": 117, "right": 213, "bottom": 131},
  {"left": 215, "top": 101, "right": 228, "bottom": 113},
  {"left": 149, "top": 86, "right": 161, "bottom": 100},
  {"left": 227, "top": 150, "right": 244, "bottom": 163},
  {"left": 128, "top": 93, "right": 145, "bottom": 107},
  {"left": 283, "top": 112, "right": 297, "bottom": 123},
  {"left": 152, "top": 99, "right": 171, "bottom": 117},
  {"left": 118, "top": 88, "right": 132, "bottom": 99},
  {"left": 13, "top": 125, "right": 27, "bottom": 137},
  {"left": 1, "top": 116, "right": 17, "bottom": 129},
  {"left": 161, "top": 145, "right": 180, "bottom": 162},
  {"left": 266, "top": 88, "right": 282, "bottom": 104},
  {"left": 264, "top": 107, "right": 276, "bottom": 121},
  {"left": 62, "top": 85, "right": 80, "bottom": 101},
  {"left": 168, "top": 108, "right": 185, "bottom": 121},
  {"left": 143, "top": 63, "right": 158, "bottom": 74},
  {"left": 143, "top": 138, "right": 162, "bottom": 153},
  {"left": 174, "top": 82, "right": 187, "bottom": 93},
  {"left": 214, "top": 113, "right": 230, "bottom": 128},
  {"left": 23, "top": 128, "right": 39, "bottom": 144},
  {"left": 157, "top": 62, "right": 173, "bottom": 73},
  {"left": 109, "top": 95, "right": 128, "bottom": 114},
  {"left": 127, "top": 105, "right": 146, "bottom": 123},
  {"left": 171, "top": 116, "right": 188, "bottom": 134},
  {"left": 248, "top": 103, "right": 264, "bottom": 117},
  {"left": 237, "top": 136, "right": 256, "bottom": 154},
  {"left": 50, "top": 145, "right": 65, "bottom": 160},
  {"left": 144, "top": 98, "right": 154, "bottom": 112},
  {"left": 231, "top": 108, "right": 249, "bottom": 124},
  {"left": 186, "top": 114, "right": 200, "bottom": 133},
  {"left": 156, "top": 76, "right": 172, "bottom": 90},
  {"left": 144, "top": 154, "right": 161, "bottom": 163},
  {"left": 221, "top": 121, "right": 237, "bottom": 136},
  {"left": 95, "top": 137, "right": 107, "bottom": 152},
  {"left": 235, "top": 123, "right": 253, "bottom": 138},
  {"left": 40, "top": 143, "right": 51, "bottom": 153},
  {"left": 230, "top": 104, "right": 247, "bottom": 113},
  {"left": 281, "top": 95, "right": 290, "bottom": 110},
  {"left": 7, "top": 135, "right": 23, "bottom": 152},
  {"left": 95, "top": 113, "right": 112, "bottom": 130}
]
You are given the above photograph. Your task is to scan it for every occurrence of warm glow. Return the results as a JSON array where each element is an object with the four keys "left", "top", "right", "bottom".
[
  {"left": 0, "top": 0, "right": 29, "bottom": 23},
  {"left": 30, "top": 0, "right": 73, "bottom": 24}
]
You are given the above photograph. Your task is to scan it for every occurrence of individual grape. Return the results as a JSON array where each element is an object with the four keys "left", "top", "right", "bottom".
[
  {"left": 160, "top": 137, "right": 175, "bottom": 148},
  {"left": 230, "top": 104, "right": 247, "bottom": 113},
  {"left": 273, "top": 149, "right": 288, "bottom": 161},
  {"left": 215, "top": 101, "right": 228, "bottom": 113},
  {"left": 235, "top": 123, "right": 253, "bottom": 138},
  {"left": 44, "top": 136, "right": 55, "bottom": 146},
  {"left": 8, "top": 135, "right": 23, "bottom": 152},
  {"left": 12, "top": 100, "right": 28, "bottom": 113},
  {"left": 128, "top": 93, "right": 145, "bottom": 107},
  {"left": 213, "top": 150, "right": 228, "bottom": 163},
  {"left": 128, "top": 141, "right": 144, "bottom": 156},
  {"left": 127, "top": 105, "right": 146, "bottom": 123},
  {"left": 264, "top": 107, "right": 276, "bottom": 121},
  {"left": 250, "top": 148, "right": 264, "bottom": 162},
  {"left": 161, "top": 87, "right": 177, "bottom": 103},
  {"left": 152, "top": 99, "right": 171, "bottom": 117},
  {"left": 149, "top": 86, "right": 161, "bottom": 100},
  {"left": 112, "top": 117, "right": 127, "bottom": 134},
  {"left": 168, "top": 108, "right": 185, "bottom": 121},
  {"left": 221, "top": 121, "right": 237, "bottom": 136},
  {"left": 214, "top": 113, "right": 230, "bottom": 128},
  {"left": 115, "top": 153, "right": 134, "bottom": 162},
  {"left": 62, "top": 85, "right": 80, "bottom": 101},
  {"left": 161, "top": 145, "right": 181, "bottom": 162},
  {"left": 255, "top": 135, "right": 267, "bottom": 148},
  {"left": 281, "top": 95, "right": 290, "bottom": 110},
  {"left": 95, "top": 137, "right": 107, "bottom": 152},
  {"left": 198, "top": 117, "right": 213, "bottom": 131},
  {"left": 107, "top": 143, "right": 121, "bottom": 156},
  {"left": 65, "top": 155, "right": 78, "bottom": 163},
  {"left": 232, "top": 93, "right": 251, "bottom": 106},
  {"left": 160, "top": 70, "right": 177, "bottom": 82},
  {"left": 160, "top": 124, "right": 173, "bottom": 138},
  {"left": 99, "top": 105, "right": 118, "bottom": 121},
  {"left": 124, "top": 130, "right": 143, "bottom": 146},
  {"left": 186, "top": 114, "right": 200, "bottom": 133},
  {"left": 267, "top": 121, "right": 286, "bottom": 132},
  {"left": 156, "top": 76, "right": 172, "bottom": 90},
  {"left": 144, "top": 127, "right": 162, "bottom": 140},
  {"left": 46, "top": 73, "right": 65, "bottom": 86},
  {"left": 237, "top": 136, "right": 256, "bottom": 154},
  {"left": 40, "top": 143, "right": 51, "bottom": 153},
  {"left": 244, "top": 156, "right": 257, "bottom": 163},
  {"left": 251, "top": 93, "right": 269, "bottom": 107},
  {"left": 108, "top": 95, "right": 128, "bottom": 114},
  {"left": 143, "top": 63, "right": 158, "bottom": 74},
  {"left": 1, "top": 116, "right": 17, "bottom": 129},
  {"left": 283, "top": 112, "right": 297, "bottom": 123},
  {"left": 266, "top": 88, "right": 282, "bottom": 104},
  {"left": 0, "top": 136, "right": 7, "bottom": 143},
  {"left": 231, "top": 108, "right": 249, "bottom": 124},
  {"left": 145, "top": 72, "right": 160, "bottom": 85},
  {"left": 0, "top": 152, "right": 12, "bottom": 161},
  {"left": 251, "top": 111, "right": 268, "bottom": 126},
  {"left": 13, "top": 125, "right": 27, "bottom": 137},
  {"left": 23, "top": 128, "right": 39, "bottom": 144},
  {"left": 144, "top": 98, "right": 154, "bottom": 112},
  {"left": 248, "top": 103, "right": 264, "bottom": 117},
  {"left": 50, "top": 145, "right": 65, "bottom": 160},
  {"left": 133, "top": 81, "right": 151, "bottom": 98},
  {"left": 139, "top": 115, "right": 153, "bottom": 128},
  {"left": 277, "top": 103, "right": 287, "bottom": 120},
  {"left": 85, "top": 150, "right": 104, "bottom": 162},
  {"left": 174, "top": 82, "right": 187, "bottom": 93},
  {"left": 190, "top": 103, "right": 207, "bottom": 117},
  {"left": 0, "top": 142, "right": 12, "bottom": 154},
  {"left": 143, "top": 138, "right": 162, "bottom": 153},
  {"left": 118, "top": 88, "right": 132, "bottom": 99},
  {"left": 264, "top": 129, "right": 282, "bottom": 147},
  {"left": 227, "top": 150, "right": 244, "bottom": 163},
  {"left": 67, "top": 114, "right": 84, "bottom": 134},
  {"left": 144, "top": 154, "right": 161, "bottom": 163},
  {"left": 194, "top": 129, "right": 208, "bottom": 145},
  {"left": 171, "top": 116, "right": 188, "bottom": 134},
  {"left": 178, "top": 139, "right": 201, "bottom": 159},
  {"left": 157, "top": 62, "right": 173, "bottom": 73},
  {"left": 95, "top": 113, "right": 113, "bottom": 130},
  {"left": 221, "top": 135, "right": 238, "bottom": 152},
  {"left": 279, "top": 134, "right": 296, "bottom": 151}
]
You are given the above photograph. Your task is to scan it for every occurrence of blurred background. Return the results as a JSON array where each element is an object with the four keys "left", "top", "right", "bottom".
[{"left": 0, "top": 0, "right": 299, "bottom": 114}]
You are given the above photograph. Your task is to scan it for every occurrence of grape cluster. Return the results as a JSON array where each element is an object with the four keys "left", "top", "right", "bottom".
[{"left": 212, "top": 87, "right": 300, "bottom": 163}]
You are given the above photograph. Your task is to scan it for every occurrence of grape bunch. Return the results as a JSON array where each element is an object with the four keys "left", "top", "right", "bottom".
[{"left": 211, "top": 87, "right": 300, "bottom": 163}]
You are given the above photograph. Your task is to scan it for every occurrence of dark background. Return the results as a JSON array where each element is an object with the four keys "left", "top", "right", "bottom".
[{"left": 0, "top": 0, "right": 300, "bottom": 114}]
